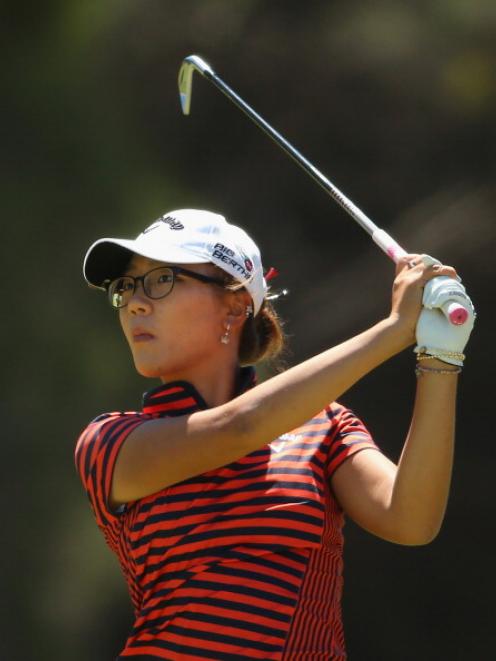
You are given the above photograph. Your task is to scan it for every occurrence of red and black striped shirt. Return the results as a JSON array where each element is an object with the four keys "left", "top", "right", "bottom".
[{"left": 75, "top": 368, "right": 379, "bottom": 660}]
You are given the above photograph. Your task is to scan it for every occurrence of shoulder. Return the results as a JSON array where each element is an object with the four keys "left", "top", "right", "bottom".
[
  {"left": 324, "top": 401, "right": 370, "bottom": 431},
  {"left": 75, "top": 411, "right": 142, "bottom": 460},
  {"left": 75, "top": 410, "right": 144, "bottom": 477},
  {"left": 317, "top": 401, "right": 379, "bottom": 476},
  {"left": 74, "top": 410, "right": 147, "bottom": 528},
  {"left": 303, "top": 400, "right": 369, "bottom": 433}
]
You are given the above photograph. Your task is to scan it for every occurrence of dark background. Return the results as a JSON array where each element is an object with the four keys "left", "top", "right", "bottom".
[{"left": 2, "top": 1, "right": 495, "bottom": 659}]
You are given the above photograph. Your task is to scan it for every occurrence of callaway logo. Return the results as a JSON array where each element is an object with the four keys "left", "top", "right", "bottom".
[{"left": 143, "top": 215, "right": 185, "bottom": 233}]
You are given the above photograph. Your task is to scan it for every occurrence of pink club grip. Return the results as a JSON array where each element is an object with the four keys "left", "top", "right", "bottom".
[{"left": 371, "top": 230, "right": 468, "bottom": 326}]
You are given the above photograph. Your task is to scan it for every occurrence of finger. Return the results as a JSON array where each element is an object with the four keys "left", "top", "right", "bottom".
[
  {"left": 396, "top": 254, "right": 421, "bottom": 275},
  {"left": 420, "top": 254, "right": 458, "bottom": 278},
  {"left": 420, "top": 254, "right": 442, "bottom": 268},
  {"left": 422, "top": 264, "right": 458, "bottom": 283}
]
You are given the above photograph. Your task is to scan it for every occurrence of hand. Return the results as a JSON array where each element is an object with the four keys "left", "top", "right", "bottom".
[
  {"left": 388, "top": 254, "right": 458, "bottom": 347},
  {"left": 415, "top": 273, "right": 476, "bottom": 366}
]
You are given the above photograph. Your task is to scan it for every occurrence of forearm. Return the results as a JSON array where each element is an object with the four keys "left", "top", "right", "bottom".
[
  {"left": 228, "top": 317, "right": 407, "bottom": 448},
  {"left": 323, "top": 256, "right": 472, "bottom": 545},
  {"left": 389, "top": 363, "right": 458, "bottom": 543}
]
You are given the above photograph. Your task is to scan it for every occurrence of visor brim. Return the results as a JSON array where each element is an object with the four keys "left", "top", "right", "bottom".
[{"left": 83, "top": 238, "right": 210, "bottom": 288}]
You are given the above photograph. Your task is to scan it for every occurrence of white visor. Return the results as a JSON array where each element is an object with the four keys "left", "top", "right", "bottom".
[{"left": 83, "top": 208, "right": 267, "bottom": 315}]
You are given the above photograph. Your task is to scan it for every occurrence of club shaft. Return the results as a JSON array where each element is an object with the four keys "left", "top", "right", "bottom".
[
  {"left": 179, "top": 56, "right": 469, "bottom": 326},
  {"left": 203, "top": 69, "right": 380, "bottom": 239}
]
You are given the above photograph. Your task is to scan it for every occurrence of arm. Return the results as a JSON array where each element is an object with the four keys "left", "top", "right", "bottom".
[
  {"left": 330, "top": 257, "right": 475, "bottom": 545},
  {"left": 331, "top": 357, "right": 458, "bottom": 545},
  {"left": 111, "top": 256, "right": 466, "bottom": 507},
  {"left": 112, "top": 317, "right": 407, "bottom": 505}
]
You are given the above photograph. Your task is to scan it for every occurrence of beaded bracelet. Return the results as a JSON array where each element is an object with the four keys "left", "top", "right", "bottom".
[{"left": 415, "top": 365, "right": 462, "bottom": 377}]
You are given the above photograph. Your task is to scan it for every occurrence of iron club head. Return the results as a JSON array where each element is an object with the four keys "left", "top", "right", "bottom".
[{"left": 178, "top": 55, "right": 215, "bottom": 115}]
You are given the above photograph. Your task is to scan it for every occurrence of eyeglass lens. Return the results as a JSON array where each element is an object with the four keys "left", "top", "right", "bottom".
[{"left": 108, "top": 267, "right": 175, "bottom": 308}]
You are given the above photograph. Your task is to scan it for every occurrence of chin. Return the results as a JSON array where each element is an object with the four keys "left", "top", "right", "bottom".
[
  {"left": 133, "top": 356, "right": 184, "bottom": 380},
  {"left": 136, "top": 366, "right": 163, "bottom": 378},
  {"left": 130, "top": 345, "right": 216, "bottom": 381}
]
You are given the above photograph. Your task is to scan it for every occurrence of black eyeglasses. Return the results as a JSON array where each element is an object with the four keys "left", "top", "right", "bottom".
[{"left": 105, "top": 266, "right": 226, "bottom": 309}]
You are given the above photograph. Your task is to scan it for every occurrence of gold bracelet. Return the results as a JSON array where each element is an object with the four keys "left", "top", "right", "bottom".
[
  {"left": 416, "top": 347, "right": 465, "bottom": 361},
  {"left": 416, "top": 353, "right": 465, "bottom": 362},
  {"left": 415, "top": 365, "right": 462, "bottom": 377}
]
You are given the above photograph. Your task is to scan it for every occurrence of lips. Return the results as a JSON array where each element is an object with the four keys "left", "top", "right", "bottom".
[{"left": 131, "top": 328, "right": 156, "bottom": 342}]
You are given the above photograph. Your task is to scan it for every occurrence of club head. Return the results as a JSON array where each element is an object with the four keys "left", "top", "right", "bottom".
[{"left": 178, "top": 55, "right": 215, "bottom": 115}]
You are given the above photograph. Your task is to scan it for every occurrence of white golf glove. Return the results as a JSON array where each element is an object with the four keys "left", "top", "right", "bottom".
[{"left": 414, "top": 260, "right": 476, "bottom": 366}]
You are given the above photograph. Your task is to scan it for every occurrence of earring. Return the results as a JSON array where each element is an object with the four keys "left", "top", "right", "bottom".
[
  {"left": 220, "top": 322, "right": 231, "bottom": 345},
  {"left": 246, "top": 305, "right": 253, "bottom": 317}
]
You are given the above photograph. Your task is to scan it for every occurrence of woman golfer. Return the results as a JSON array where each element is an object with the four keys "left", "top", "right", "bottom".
[{"left": 76, "top": 208, "right": 474, "bottom": 660}]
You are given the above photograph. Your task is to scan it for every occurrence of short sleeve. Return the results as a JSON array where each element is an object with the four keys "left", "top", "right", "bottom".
[
  {"left": 324, "top": 402, "right": 380, "bottom": 478},
  {"left": 74, "top": 412, "right": 145, "bottom": 530}
]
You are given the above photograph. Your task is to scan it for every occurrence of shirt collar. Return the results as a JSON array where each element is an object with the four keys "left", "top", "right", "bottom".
[{"left": 142, "top": 366, "right": 256, "bottom": 416}]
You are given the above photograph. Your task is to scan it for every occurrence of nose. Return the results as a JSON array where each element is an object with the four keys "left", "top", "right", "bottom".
[{"left": 127, "top": 280, "right": 152, "bottom": 316}]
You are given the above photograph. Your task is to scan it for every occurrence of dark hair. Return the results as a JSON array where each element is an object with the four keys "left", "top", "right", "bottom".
[
  {"left": 239, "top": 299, "right": 286, "bottom": 367},
  {"left": 210, "top": 265, "right": 287, "bottom": 367}
]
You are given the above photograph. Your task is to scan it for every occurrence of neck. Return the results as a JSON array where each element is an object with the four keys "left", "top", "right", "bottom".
[{"left": 159, "top": 356, "right": 241, "bottom": 408}]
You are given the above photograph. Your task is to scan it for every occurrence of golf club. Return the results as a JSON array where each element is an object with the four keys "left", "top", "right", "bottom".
[{"left": 178, "top": 54, "right": 468, "bottom": 326}]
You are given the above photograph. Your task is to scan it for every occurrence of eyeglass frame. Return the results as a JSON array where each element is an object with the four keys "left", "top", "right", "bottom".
[{"left": 104, "top": 265, "right": 227, "bottom": 309}]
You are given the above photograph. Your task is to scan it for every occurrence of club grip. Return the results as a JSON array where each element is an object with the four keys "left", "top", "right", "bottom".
[
  {"left": 371, "top": 230, "right": 468, "bottom": 326},
  {"left": 372, "top": 229, "right": 407, "bottom": 262}
]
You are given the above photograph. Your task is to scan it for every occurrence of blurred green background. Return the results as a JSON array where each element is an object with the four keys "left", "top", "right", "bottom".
[{"left": 2, "top": 1, "right": 495, "bottom": 659}]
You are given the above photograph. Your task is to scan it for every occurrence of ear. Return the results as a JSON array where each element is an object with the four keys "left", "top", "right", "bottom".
[{"left": 224, "top": 290, "right": 252, "bottom": 332}]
